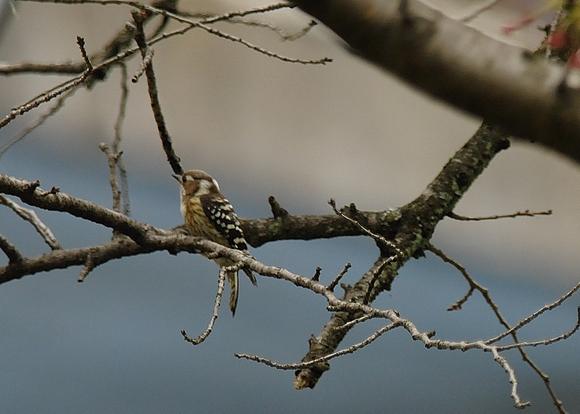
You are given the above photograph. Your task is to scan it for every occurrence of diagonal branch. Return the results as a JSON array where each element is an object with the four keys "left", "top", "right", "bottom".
[
  {"left": 0, "top": 194, "right": 62, "bottom": 250},
  {"left": 291, "top": 0, "right": 580, "bottom": 164},
  {"left": 0, "top": 174, "right": 154, "bottom": 243},
  {"left": 427, "top": 243, "right": 567, "bottom": 413},
  {"left": 0, "top": 233, "right": 23, "bottom": 263},
  {"left": 0, "top": 37, "right": 93, "bottom": 130},
  {"left": 294, "top": 122, "right": 510, "bottom": 389},
  {"left": 131, "top": 9, "right": 182, "bottom": 176}
]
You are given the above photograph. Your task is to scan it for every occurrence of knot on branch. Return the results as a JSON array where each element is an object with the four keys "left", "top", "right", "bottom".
[
  {"left": 23, "top": 180, "right": 40, "bottom": 193},
  {"left": 268, "top": 196, "right": 289, "bottom": 219},
  {"left": 39, "top": 186, "right": 60, "bottom": 197}
]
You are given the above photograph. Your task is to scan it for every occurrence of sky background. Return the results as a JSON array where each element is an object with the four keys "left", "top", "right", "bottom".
[{"left": 1, "top": 0, "right": 580, "bottom": 413}]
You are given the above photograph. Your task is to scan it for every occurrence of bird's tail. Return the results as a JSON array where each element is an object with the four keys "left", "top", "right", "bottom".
[
  {"left": 227, "top": 270, "right": 239, "bottom": 317},
  {"left": 226, "top": 268, "right": 257, "bottom": 317}
]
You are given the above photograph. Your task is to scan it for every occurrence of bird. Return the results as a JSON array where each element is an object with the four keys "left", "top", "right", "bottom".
[{"left": 174, "top": 169, "right": 257, "bottom": 316}]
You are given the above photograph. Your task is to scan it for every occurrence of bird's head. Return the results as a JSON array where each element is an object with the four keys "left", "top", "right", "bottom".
[{"left": 173, "top": 169, "right": 221, "bottom": 197}]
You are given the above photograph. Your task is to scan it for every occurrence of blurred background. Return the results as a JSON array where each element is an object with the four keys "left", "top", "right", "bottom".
[{"left": 1, "top": 0, "right": 579, "bottom": 412}]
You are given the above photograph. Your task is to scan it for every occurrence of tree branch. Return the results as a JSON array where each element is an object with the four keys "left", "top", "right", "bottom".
[
  {"left": 294, "top": 122, "right": 510, "bottom": 388},
  {"left": 0, "top": 174, "right": 154, "bottom": 243},
  {"left": 291, "top": 0, "right": 580, "bottom": 164}
]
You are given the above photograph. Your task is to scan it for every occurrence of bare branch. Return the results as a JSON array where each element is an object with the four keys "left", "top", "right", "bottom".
[
  {"left": 0, "top": 233, "right": 23, "bottom": 263},
  {"left": 0, "top": 88, "right": 75, "bottom": 157},
  {"left": 329, "top": 313, "right": 375, "bottom": 331},
  {"left": 76, "top": 36, "right": 93, "bottom": 71},
  {"left": 181, "top": 266, "right": 227, "bottom": 345},
  {"left": 294, "top": 122, "right": 511, "bottom": 389},
  {"left": 448, "top": 209, "right": 553, "bottom": 221},
  {"left": 427, "top": 243, "right": 568, "bottom": 413},
  {"left": 0, "top": 174, "right": 152, "bottom": 243},
  {"left": 226, "top": 258, "right": 534, "bottom": 409},
  {"left": 77, "top": 251, "right": 95, "bottom": 282},
  {"left": 311, "top": 266, "right": 322, "bottom": 281},
  {"left": 99, "top": 143, "right": 124, "bottom": 214},
  {"left": 230, "top": 18, "right": 317, "bottom": 41},
  {"left": 496, "top": 308, "right": 580, "bottom": 351},
  {"left": 290, "top": 0, "right": 580, "bottom": 164},
  {"left": 130, "top": 45, "right": 154, "bottom": 83},
  {"left": 131, "top": 10, "right": 182, "bottom": 176},
  {"left": 0, "top": 61, "right": 86, "bottom": 75},
  {"left": 329, "top": 198, "right": 403, "bottom": 258},
  {"left": 0, "top": 190, "right": 572, "bottom": 409},
  {"left": 194, "top": 20, "right": 331, "bottom": 65},
  {"left": 427, "top": 243, "right": 502, "bottom": 313},
  {"left": 17, "top": 0, "right": 330, "bottom": 66},
  {"left": 237, "top": 322, "right": 397, "bottom": 370},
  {"left": 0, "top": 194, "right": 62, "bottom": 250},
  {"left": 0, "top": 37, "right": 93, "bottom": 130},
  {"left": 195, "top": 2, "right": 294, "bottom": 23},
  {"left": 113, "top": 63, "right": 131, "bottom": 216},
  {"left": 486, "top": 279, "right": 580, "bottom": 345},
  {"left": 326, "top": 263, "right": 350, "bottom": 291}
]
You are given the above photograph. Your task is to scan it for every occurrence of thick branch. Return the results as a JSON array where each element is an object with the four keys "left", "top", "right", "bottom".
[
  {"left": 292, "top": 0, "right": 580, "bottom": 164},
  {"left": 241, "top": 208, "right": 401, "bottom": 247},
  {"left": 295, "top": 122, "right": 510, "bottom": 388},
  {"left": 0, "top": 237, "right": 147, "bottom": 283},
  {"left": 0, "top": 174, "right": 153, "bottom": 243}
]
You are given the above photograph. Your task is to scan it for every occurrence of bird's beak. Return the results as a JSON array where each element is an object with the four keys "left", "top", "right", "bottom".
[{"left": 172, "top": 174, "right": 181, "bottom": 183}]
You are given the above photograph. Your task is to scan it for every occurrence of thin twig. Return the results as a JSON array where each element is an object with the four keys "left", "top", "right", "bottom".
[
  {"left": 329, "top": 199, "right": 402, "bottom": 258},
  {"left": 16, "top": 0, "right": 330, "bottom": 66},
  {"left": 486, "top": 279, "right": 580, "bottom": 345},
  {"left": 98, "top": 65, "right": 130, "bottom": 217},
  {"left": 76, "top": 36, "right": 93, "bottom": 71},
  {"left": 229, "top": 18, "right": 317, "bottom": 41},
  {"left": 131, "top": 10, "right": 182, "bottom": 175},
  {"left": 427, "top": 243, "right": 512, "bottom": 321},
  {"left": 328, "top": 199, "right": 402, "bottom": 303},
  {"left": 427, "top": 243, "right": 568, "bottom": 414},
  {"left": 181, "top": 266, "right": 227, "bottom": 345},
  {"left": 131, "top": 47, "right": 154, "bottom": 83},
  {"left": 329, "top": 313, "right": 375, "bottom": 331},
  {"left": 236, "top": 322, "right": 398, "bottom": 369},
  {"left": 0, "top": 194, "right": 62, "bottom": 250},
  {"left": 202, "top": 2, "right": 293, "bottom": 22},
  {"left": 0, "top": 37, "right": 93, "bottom": 130},
  {"left": 0, "top": 88, "right": 76, "bottom": 158},
  {"left": 99, "top": 143, "right": 123, "bottom": 214},
  {"left": 327, "top": 263, "right": 351, "bottom": 291},
  {"left": 113, "top": 64, "right": 131, "bottom": 216},
  {"left": 448, "top": 209, "right": 552, "bottom": 221},
  {"left": 496, "top": 308, "right": 580, "bottom": 351},
  {"left": 363, "top": 255, "right": 397, "bottom": 305},
  {"left": 448, "top": 285, "right": 475, "bottom": 311},
  {"left": 195, "top": 20, "right": 331, "bottom": 65}
]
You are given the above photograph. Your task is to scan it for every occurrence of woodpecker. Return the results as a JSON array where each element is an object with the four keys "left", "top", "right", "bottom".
[{"left": 175, "top": 169, "right": 257, "bottom": 316}]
